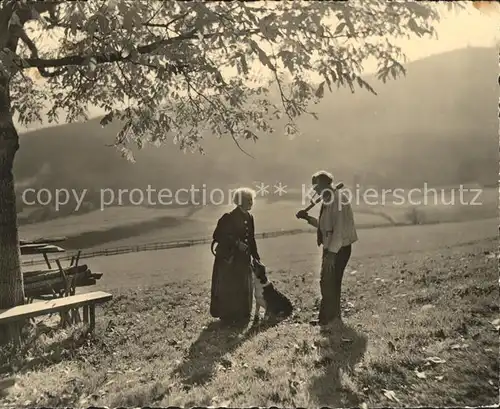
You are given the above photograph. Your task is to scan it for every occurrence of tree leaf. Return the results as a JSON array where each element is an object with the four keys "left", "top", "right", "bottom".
[
  {"left": 315, "top": 81, "right": 325, "bottom": 99},
  {"left": 123, "top": 11, "right": 135, "bottom": 30},
  {"left": 249, "top": 40, "right": 275, "bottom": 71},
  {"left": 333, "top": 22, "right": 346, "bottom": 36},
  {"left": 100, "top": 112, "right": 114, "bottom": 127}
]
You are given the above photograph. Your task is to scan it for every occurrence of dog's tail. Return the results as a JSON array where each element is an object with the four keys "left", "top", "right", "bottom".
[
  {"left": 283, "top": 298, "right": 294, "bottom": 316},
  {"left": 278, "top": 293, "right": 294, "bottom": 318}
]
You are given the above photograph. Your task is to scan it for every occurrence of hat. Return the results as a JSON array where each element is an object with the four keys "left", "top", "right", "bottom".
[{"left": 311, "top": 170, "right": 333, "bottom": 185}]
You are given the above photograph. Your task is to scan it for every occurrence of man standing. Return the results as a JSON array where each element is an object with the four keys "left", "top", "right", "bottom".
[{"left": 296, "top": 170, "right": 358, "bottom": 326}]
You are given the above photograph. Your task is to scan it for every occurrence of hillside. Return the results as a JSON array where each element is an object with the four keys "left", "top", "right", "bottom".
[
  {"left": 2, "top": 225, "right": 498, "bottom": 407},
  {"left": 14, "top": 46, "right": 498, "bottom": 219}
]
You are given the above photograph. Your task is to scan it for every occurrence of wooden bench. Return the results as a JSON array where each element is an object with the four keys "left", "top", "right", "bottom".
[
  {"left": 0, "top": 291, "right": 112, "bottom": 334},
  {"left": 0, "top": 377, "right": 15, "bottom": 392}
]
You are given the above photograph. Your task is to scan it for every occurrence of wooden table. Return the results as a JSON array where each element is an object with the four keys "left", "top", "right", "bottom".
[{"left": 20, "top": 238, "right": 67, "bottom": 269}]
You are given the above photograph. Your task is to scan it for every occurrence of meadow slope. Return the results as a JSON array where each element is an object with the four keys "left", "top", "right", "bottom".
[{"left": 1, "top": 219, "right": 498, "bottom": 407}]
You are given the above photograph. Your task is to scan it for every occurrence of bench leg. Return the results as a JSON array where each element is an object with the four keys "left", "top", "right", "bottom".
[
  {"left": 83, "top": 305, "right": 89, "bottom": 323},
  {"left": 8, "top": 324, "right": 22, "bottom": 349},
  {"left": 59, "top": 309, "right": 71, "bottom": 328},
  {"left": 89, "top": 305, "right": 95, "bottom": 331},
  {"left": 71, "top": 308, "right": 81, "bottom": 324}
]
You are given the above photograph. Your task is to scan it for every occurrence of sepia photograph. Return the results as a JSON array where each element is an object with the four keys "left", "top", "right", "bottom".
[{"left": 0, "top": 0, "right": 498, "bottom": 407}]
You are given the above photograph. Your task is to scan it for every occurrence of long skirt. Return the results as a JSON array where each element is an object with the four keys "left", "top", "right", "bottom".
[{"left": 210, "top": 254, "right": 253, "bottom": 324}]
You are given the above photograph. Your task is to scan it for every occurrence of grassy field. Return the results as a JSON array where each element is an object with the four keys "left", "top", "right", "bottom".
[{"left": 1, "top": 219, "right": 498, "bottom": 407}]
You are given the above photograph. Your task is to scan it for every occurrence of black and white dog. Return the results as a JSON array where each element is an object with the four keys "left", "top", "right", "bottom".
[{"left": 252, "top": 259, "right": 293, "bottom": 321}]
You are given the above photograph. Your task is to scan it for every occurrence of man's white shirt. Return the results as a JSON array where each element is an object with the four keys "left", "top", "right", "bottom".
[{"left": 318, "top": 189, "right": 358, "bottom": 253}]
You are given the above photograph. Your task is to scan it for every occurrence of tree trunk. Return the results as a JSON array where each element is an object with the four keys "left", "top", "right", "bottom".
[{"left": 0, "top": 75, "right": 24, "bottom": 311}]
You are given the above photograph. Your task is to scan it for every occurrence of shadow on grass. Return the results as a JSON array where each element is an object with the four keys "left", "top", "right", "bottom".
[
  {"left": 173, "top": 318, "right": 277, "bottom": 387},
  {"left": 61, "top": 215, "right": 187, "bottom": 249},
  {"left": 0, "top": 322, "right": 92, "bottom": 377},
  {"left": 309, "top": 321, "right": 368, "bottom": 407}
]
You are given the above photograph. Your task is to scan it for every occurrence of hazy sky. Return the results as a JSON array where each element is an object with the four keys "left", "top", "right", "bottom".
[
  {"left": 19, "top": 2, "right": 499, "bottom": 131},
  {"left": 398, "top": 3, "right": 498, "bottom": 62}
]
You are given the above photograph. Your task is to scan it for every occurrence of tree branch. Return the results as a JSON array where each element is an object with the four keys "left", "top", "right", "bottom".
[
  {"left": 15, "top": 26, "right": 66, "bottom": 77},
  {"left": 21, "top": 27, "right": 260, "bottom": 73},
  {"left": 3, "top": 0, "right": 66, "bottom": 76},
  {"left": 144, "top": 10, "right": 192, "bottom": 29}
]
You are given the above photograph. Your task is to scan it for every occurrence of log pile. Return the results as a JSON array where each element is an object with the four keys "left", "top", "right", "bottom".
[{"left": 23, "top": 264, "right": 103, "bottom": 299}]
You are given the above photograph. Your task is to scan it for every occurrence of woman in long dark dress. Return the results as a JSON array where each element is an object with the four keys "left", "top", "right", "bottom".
[{"left": 210, "top": 187, "right": 260, "bottom": 325}]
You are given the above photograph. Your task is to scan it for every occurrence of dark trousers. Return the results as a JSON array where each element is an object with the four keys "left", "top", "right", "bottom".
[{"left": 319, "top": 244, "right": 352, "bottom": 323}]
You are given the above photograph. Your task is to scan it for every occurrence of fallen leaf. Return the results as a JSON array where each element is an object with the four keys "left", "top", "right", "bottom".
[
  {"left": 383, "top": 389, "right": 400, "bottom": 403},
  {"left": 425, "top": 356, "right": 446, "bottom": 364},
  {"left": 450, "top": 343, "right": 469, "bottom": 350},
  {"left": 415, "top": 370, "right": 427, "bottom": 379}
]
